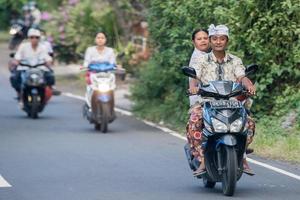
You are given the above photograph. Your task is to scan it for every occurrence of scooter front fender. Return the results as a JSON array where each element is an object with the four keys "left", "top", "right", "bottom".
[
  {"left": 216, "top": 135, "right": 237, "bottom": 149},
  {"left": 97, "top": 93, "right": 111, "bottom": 103}
]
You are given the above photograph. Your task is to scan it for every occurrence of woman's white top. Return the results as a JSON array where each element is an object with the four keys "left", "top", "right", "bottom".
[
  {"left": 83, "top": 46, "right": 116, "bottom": 67},
  {"left": 189, "top": 48, "right": 206, "bottom": 65},
  {"left": 188, "top": 48, "right": 207, "bottom": 106}
]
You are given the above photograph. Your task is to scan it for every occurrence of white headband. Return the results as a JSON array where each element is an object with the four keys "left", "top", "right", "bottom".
[{"left": 208, "top": 24, "right": 229, "bottom": 37}]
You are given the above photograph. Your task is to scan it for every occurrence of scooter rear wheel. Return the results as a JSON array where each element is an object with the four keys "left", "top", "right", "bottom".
[{"left": 100, "top": 104, "right": 109, "bottom": 133}]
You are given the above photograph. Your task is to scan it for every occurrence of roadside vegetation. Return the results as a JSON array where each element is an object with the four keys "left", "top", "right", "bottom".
[{"left": 0, "top": 31, "right": 10, "bottom": 43}]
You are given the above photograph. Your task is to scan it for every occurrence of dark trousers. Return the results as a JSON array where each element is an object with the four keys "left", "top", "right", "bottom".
[{"left": 10, "top": 70, "right": 55, "bottom": 93}]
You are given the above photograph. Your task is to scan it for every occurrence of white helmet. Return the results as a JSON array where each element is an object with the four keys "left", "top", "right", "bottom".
[
  {"left": 208, "top": 24, "right": 229, "bottom": 38},
  {"left": 27, "top": 28, "right": 41, "bottom": 37},
  {"left": 22, "top": 5, "right": 30, "bottom": 11}
]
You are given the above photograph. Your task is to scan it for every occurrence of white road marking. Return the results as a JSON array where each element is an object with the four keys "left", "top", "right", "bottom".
[
  {"left": 247, "top": 158, "right": 300, "bottom": 181},
  {"left": 63, "top": 93, "right": 133, "bottom": 116},
  {"left": 115, "top": 107, "right": 133, "bottom": 116},
  {"left": 0, "top": 175, "right": 12, "bottom": 187},
  {"left": 142, "top": 120, "right": 187, "bottom": 141},
  {"left": 63, "top": 92, "right": 300, "bottom": 181},
  {"left": 63, "top": 92, "right": 85, "bottom": 101}
]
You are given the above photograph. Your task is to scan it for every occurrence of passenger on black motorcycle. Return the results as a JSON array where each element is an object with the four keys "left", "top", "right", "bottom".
[
  {"left": 28, "top": 1, "right": 41, "bottom": 28},
  {"left": 10, "top": 28, "right": 55, "bottom": 101},
  {"left": 187, "top": 24, "right": 256, "bottom": 176},
  {"left": 83, "top": 31, "right": 117, "bottom": 116},
  {"left": 22, "top": 5, "right": 33, "bottom": 28}
]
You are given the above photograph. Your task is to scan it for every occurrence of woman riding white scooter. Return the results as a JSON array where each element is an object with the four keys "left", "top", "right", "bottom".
[{"left": 83, "top": 31, "right": 118, "bottom": 132}]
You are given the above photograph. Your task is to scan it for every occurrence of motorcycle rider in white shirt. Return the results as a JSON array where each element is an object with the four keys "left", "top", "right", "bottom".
[{"left": 10, "top": 28, "right": 55, "bottom": 100}]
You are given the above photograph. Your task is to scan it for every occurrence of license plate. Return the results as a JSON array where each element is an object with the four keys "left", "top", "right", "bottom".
[{"left": 210, "top": 100, "right": 242, "bottom": 109}]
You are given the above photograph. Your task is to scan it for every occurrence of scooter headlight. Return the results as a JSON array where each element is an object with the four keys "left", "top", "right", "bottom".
[
  {"left": 230, "top": 117, "right": 243, "bottom": 132},
  {"left": 98, "top": 84, "right": 110, "bottom": 92},
  {"left": 30, "top": 73, "right": 39, "bottom": 79},
  {"left": 212, "top": 118, "right": 228, "bottom": 133},
  {"left": 9, "top": 28, "right": 18, "bottom": 35}
]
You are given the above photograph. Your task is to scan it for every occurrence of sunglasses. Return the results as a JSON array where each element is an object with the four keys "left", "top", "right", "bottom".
[{"left": 29, "top": 36, "right": 40, "bottom": 39}]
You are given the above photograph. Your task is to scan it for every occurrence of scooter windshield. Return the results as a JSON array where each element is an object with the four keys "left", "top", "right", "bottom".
[
  {"left": 200, "top": 81, "right": 244, "bottom": 98},
  {"left": 88, "top": 62, "right": 115, "bottom": 72}
]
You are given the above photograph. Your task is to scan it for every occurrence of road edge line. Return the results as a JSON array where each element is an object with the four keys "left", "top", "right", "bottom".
[
  {"left": 63, "top": 92, "right": 300, "bottom": 181},
  {"left": 0, "top": 175, "right": 12, "bottom": 187}
]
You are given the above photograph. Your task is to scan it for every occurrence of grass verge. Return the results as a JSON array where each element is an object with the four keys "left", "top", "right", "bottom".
[
  {"left": 252, "top": 118, "right": 300, "bottom": 163},
  {"left": 0, "top": 31, "right": 10, "bottom": 43}
]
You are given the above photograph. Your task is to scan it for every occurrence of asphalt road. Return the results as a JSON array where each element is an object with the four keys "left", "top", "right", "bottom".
[{"left": 0, "top": 44, "right": 300, "bottom": 200}]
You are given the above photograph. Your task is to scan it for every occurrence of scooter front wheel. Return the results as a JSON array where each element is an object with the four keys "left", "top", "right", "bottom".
[
  {"left": 29, "top": 95, "right": 39, "bottom": 119},
  {"left": 100, "top": 103, "right": 109, "bottom": 133},
  {"left": 94, "top": 123, "right": 101, "bottom": 131},
  {"left": 222, "top": 146, "right": 237, "bottom": 196}
]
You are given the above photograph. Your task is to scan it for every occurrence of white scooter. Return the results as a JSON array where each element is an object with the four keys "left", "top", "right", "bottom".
[{"left": 82, "top": 62, "right": 124, "bottom": 133}]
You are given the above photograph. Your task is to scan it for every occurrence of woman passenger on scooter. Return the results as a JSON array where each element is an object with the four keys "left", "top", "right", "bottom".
[{"left": 189, "top": 28, "right": 210, "bottom": 106}]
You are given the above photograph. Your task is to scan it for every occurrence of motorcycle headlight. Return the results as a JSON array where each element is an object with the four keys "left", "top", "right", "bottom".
[
  {"left": 30, "top": 74, "right": 39, "bottom": 79},
  {"left": 9, "top": 28, "right": 18, "bottom": 35},
  {"left": 212, "top": 118, "right": 228, "bottom": 133},
  {"left": 98, "top": 84, "right": 110, "bottom": 92},
  {"left": 230, "top": 117, "right": 243, "bottom": 132}
]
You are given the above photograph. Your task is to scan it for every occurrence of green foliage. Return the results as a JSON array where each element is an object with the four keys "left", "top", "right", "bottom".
[
  {"left": 0, "top": 0, "right": 26, "bottom": 29},
  {"left": 0, "top": 0, "right": 63, "bottom": 29},
  {"left": 132, "top": 0, "right": 300, "bottom": 130},
  {"left": 131, "top": 59, "right": 189, "bottom": 129},
  {"left": 227, "top": 0, "right": 300, "bottom": 114},
  {"left": 45, "top": 0, "right": 121, "bottom": 63}
]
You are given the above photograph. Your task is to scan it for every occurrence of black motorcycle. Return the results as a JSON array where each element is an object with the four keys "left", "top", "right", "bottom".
[
  {"left": 17, "top": 61, "right": 52, "bottom": 119},
  {"left": 8, "top": 19, "right": 27, "bottom": 51},
  {"left": 182, "top": 65, "right": 257, "bottom": 196}
]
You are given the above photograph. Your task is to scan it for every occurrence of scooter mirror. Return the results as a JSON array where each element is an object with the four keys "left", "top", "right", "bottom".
[
  {"left": 182, "top": 66, "right": 197, "bottom": 79},
  {"left": 245, "top": 64, "right": 258, "bottom": 76},
  {"left": 9, "top": 52, "right": 15, "bottom": 58}
]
